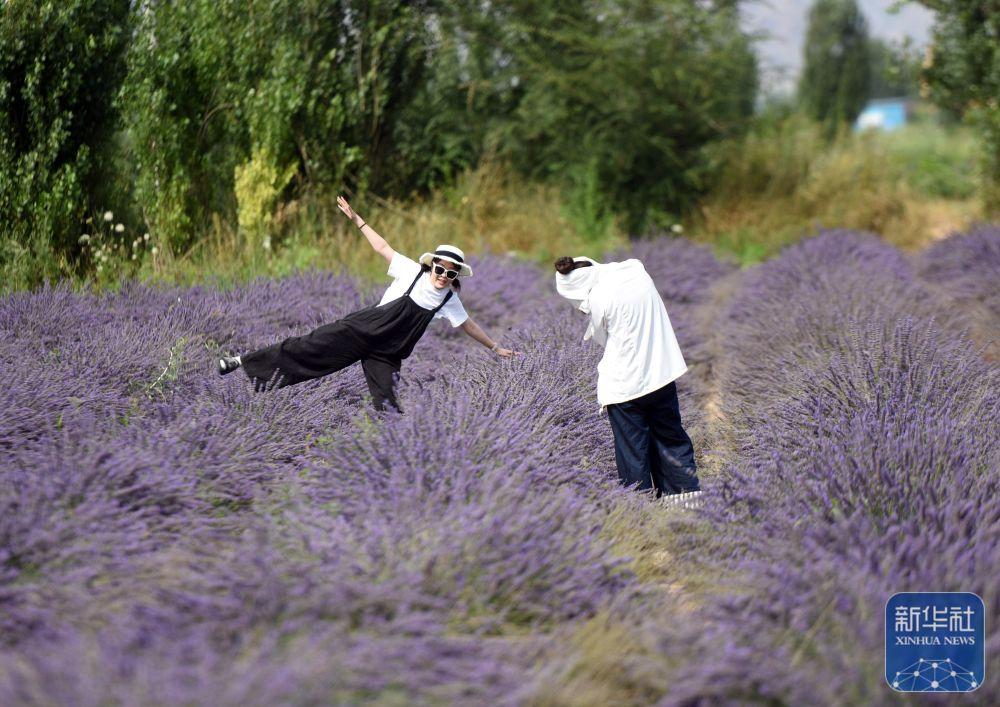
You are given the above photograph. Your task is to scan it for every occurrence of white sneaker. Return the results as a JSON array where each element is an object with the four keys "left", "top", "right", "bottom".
[{"left": 661, "top": 490, "right": 702, "bottom": 509}]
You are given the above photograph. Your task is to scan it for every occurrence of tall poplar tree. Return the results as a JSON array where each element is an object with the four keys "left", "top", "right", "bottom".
[{"left": 798, "top": 0, "right": 871, "bottom": 133}]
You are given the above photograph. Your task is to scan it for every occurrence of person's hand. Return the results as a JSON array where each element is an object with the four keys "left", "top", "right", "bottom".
[
  {"left": 337, "top": 195, "right": 361, "bottom": 226},
  {"left": 494, "top": 347, "right": 521, "bottom": 358}
]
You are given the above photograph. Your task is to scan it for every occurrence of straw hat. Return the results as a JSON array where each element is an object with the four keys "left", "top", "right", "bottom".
[{"left": 418, "top": 244, "right": 473, "bottom": 278}]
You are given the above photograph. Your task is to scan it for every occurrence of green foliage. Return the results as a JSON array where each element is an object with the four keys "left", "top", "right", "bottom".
[
  {"left": 881, "top": 123, "right": 979, "bottom": 200},
  {"left": 698, "top": 113, "right": 982, "bottom": 260},
  {"left": 868, "top": 37, "right": 922, "bottom": 99},
  {"left": 234, "top": 147, "right": 297, "bottom": 252},
  {"left": 798, "top": 0, "right": 871, "bottom": 133},
  {"left": 3, "top": 0, "right": 759, "bottom": 287},
  {"left": 561, "top": 158, "right": 618, "bottom": 244},
  {"left": 0, "top": 0, "right": 131, "bottom": 288},
  {"left": 122, "top": 0, "right": 436, "bottom": 253},
  {"left": 121, "top": 0, "right": 237, "bottom": 253},
  {"left": 118, "top": 0, "right": 758, "bottom": 250},
  {"left": 488, "top": 0, "right": 759, "bottom": 234},
  {"left": 715, "top": 112, "right": 978, "bottom": 205},
  {"left": 917, "top": 0, "right": 1000, "bottom": 214},
  {"left": 707, "top": 113, "right": 827, "bottom": 204}
]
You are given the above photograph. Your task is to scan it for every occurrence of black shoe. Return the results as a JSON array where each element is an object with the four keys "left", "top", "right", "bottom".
[{"left": 218, "top": 356, "right": 242, "bottom": 376}]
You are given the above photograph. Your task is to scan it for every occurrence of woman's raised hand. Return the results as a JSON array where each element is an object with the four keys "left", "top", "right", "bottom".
[
  {"left": 337, "top": 195, "right": 359, "bottom": 224},
  {"left": 340, "top": 196, "right": 393, "bottom": 261}
]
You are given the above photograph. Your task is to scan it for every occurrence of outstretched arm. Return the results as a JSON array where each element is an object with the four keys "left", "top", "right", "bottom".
[
  {"left": 337, "top": 195, "right": 394, "bottom": 263},
  {"left": 459, "top": 318, "right": 519, "bottom": 358}
]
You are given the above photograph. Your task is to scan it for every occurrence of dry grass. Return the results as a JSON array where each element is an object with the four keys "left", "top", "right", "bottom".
[
  {"left": 129, "top": 121, "right": 986, "bottom": 286},
  {"left": 141, "top": 163, "right": 627, "bottom": 288},
  {"left": 692, "top": 119, "right": 984, "bottom": 263},
  {"left": 525, "top": 612, "right": 669, "bottom": 707}
]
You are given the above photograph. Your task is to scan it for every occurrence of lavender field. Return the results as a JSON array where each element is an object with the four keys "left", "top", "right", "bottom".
[{"left": 1, "top": 228, "right": 998, "bottom": 706}]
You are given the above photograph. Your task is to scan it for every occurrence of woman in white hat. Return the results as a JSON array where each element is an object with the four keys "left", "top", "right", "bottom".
[{"left": 218, "top": 196, "right": 516, "bottom": 411}]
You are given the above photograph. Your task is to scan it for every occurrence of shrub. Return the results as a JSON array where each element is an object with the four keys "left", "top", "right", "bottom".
[
  {"left": 918, "top": 225, "right": 1000, "bottom": 360},
  {"left": 0, "top": 0, "right": 131, "bottom": 287}
]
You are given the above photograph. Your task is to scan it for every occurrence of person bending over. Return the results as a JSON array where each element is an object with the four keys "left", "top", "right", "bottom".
[{"left": 554, "top": 255, "right": 699, "bottom": 497}]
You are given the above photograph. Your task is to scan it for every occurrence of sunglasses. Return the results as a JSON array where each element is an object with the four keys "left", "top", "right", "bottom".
[{"left": 432, "top": 263, "right": 460, "bottom": 280}]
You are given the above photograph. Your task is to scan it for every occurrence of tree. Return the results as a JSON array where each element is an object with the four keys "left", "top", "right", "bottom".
[
  {"left": 123, "top": 0, "right": 759, "bottom": 244},
  {"left": 470, "top": 0, "right": 759, "bottom": 233},
  {"left": 916, "top": 0, "right": 1000, "bottom": 214},
  {"left": 868, "top": 37, "right": 922, "bottom": 99},
  {"left": 123, "top": 0, "right": 438, "bottom": 252},
  {"left": 798, "top": 0, "right": 871, "bottom": 132},
  {"left": 0, "top": 0, "right": 131, "bottom": 287}
]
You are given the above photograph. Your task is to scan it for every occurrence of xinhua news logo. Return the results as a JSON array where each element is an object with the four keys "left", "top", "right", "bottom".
[{"left": 885, "top": 592, "right": 985, "bottom": 692}]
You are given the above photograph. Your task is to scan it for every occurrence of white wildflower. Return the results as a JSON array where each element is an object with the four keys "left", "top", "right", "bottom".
[
  {"left": 143, "top": 233, "right": 150, "bottom": 242},
  {"left": 115, "top": 223, "right": 125, "bottom": 233},
  {"left": 78, "top": 234, "right": 90, "bottom": 244},
  {"left": 151, "top": 247, "right": 159, "bottom": 256},
  {"left": 131, "top": 254, "right": 137, "bottom": 261},
  {"left": 103, "top": 211, "right": 113, "bottom": 222},
  {"left": 671, "top": 223, "right": 684, "bottom": 234},
  {"left": 96, "top": 264, "right": 103, "bottom": 273}
]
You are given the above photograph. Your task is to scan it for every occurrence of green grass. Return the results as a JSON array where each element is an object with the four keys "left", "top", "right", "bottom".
[{"left": 881, "top": 123, "right": 980, "bottom": 200}]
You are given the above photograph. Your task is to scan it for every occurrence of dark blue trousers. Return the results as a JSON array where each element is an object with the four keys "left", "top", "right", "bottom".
[{"left": 606, "top": 381, "right": 699, "bottom": 496}]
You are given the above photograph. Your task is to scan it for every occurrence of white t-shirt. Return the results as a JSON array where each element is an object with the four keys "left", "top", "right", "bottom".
[
  {"left": 584, "top": 260, "right": 687, "bottom": 406},
  {"left": 378, "top": 252, "right": 469, "bottom": 327}
]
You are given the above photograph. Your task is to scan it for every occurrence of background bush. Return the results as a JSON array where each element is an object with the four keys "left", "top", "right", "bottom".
[
  {"left": 917, "top": 0, "right": 1000, "bottom": 215},
  {"left": 0, "top": 0, "right": 131, "bottom": 288},
  {"left": 2, "top": 0, "right": 760, "bottom": 287}
]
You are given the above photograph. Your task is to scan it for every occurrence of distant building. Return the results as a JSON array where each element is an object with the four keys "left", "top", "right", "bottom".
[{"left": 855, "top": 98, "right": 910, "bottom": 132}]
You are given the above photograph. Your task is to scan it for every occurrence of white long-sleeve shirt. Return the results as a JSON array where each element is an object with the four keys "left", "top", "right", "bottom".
[{"left": 578, "top": 260, "right": 687, "bottom": 406}]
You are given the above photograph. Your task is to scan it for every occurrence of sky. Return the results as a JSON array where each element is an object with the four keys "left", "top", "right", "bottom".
[{"left": 741, "top": 0, "right": 937, "bottom": 94}]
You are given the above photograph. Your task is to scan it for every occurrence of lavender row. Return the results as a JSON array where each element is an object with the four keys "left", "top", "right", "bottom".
[
  {"left": 918, "top": 225, "right": 1000, "bottom": 359},
  {"left": 5, "top": 228, "right": 995, "bottom": 703},
  {"left": 0, "top": 243, "right": 729, "bottom": 705},
  {"left": 714, "top": 230, "right": 964, "bottom": 448},
  {"left": 647, "top": 231, "right": 1000, "bottom": 703}
]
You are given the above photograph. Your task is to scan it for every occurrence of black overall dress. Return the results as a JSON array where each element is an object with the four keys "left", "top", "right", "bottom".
[{"left": 241, "top": 269, "right": 452, "bottom": 410}]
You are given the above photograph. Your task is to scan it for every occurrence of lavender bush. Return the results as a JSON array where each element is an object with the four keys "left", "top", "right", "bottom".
[
  {"left": 714, "top": 229, "right": 963, "bottom": 451},
  {"left": 667, "top": 318, "right": 1000, "bottom": 704},
  {"left": 637, "top": 232, "right": 999, "bottom": 705},
  {"left": 1, "top": 231, "right": 996, "bottom": 704},
  {"left": 918, "top": 225, "right": 1000, "bottom": 358}
]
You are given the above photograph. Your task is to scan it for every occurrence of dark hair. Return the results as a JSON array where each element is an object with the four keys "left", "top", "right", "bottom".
[
  {"left": 423, "top": 260, "right": 461, "bottom": 291},
  {"left": 554, "top": 256, "right": 593, "bottom": 275}
]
